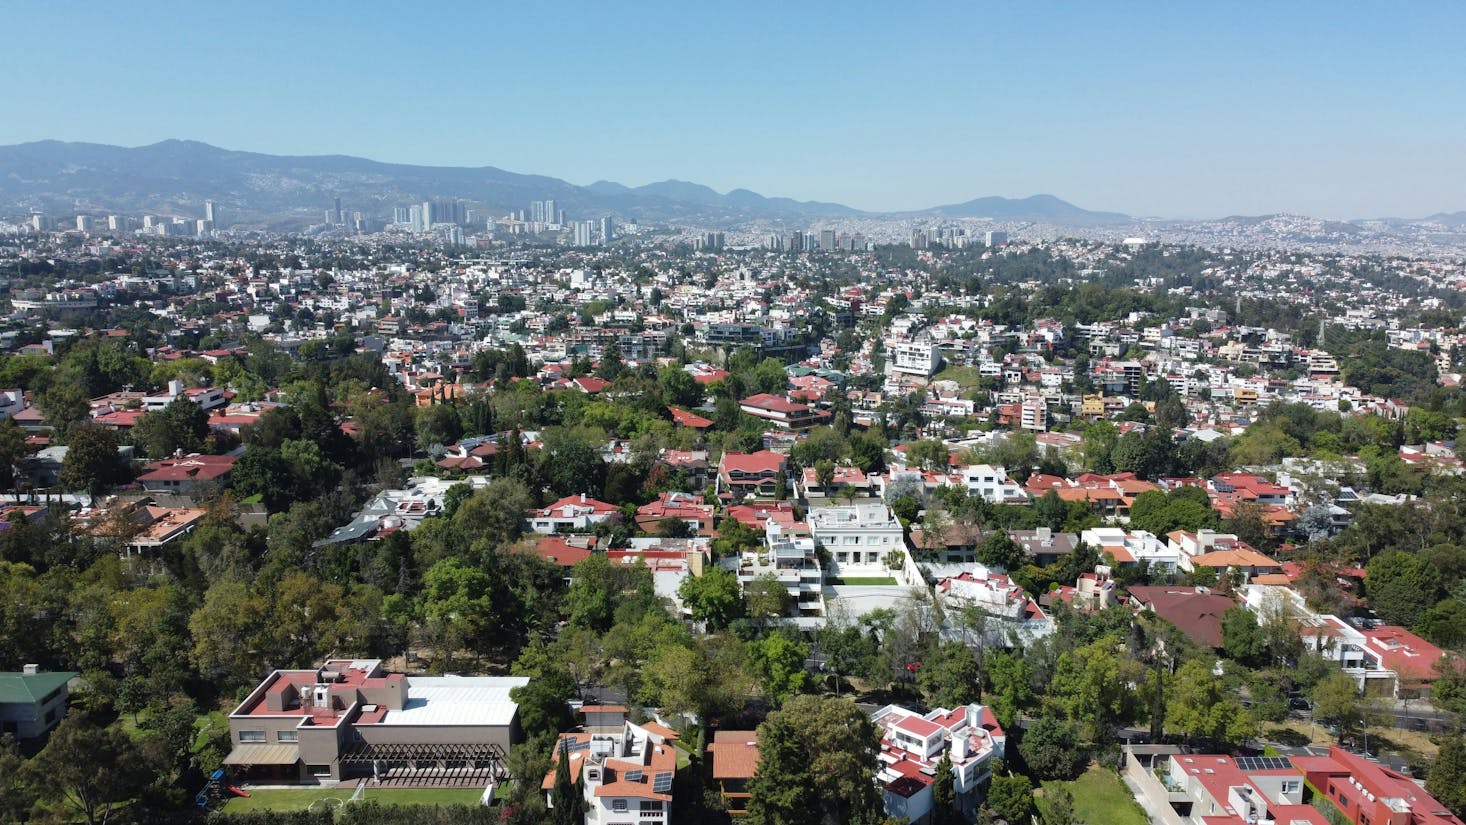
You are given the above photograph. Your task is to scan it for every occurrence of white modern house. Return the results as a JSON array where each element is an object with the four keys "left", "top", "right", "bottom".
[{"left": 871, "top": 703, "right": 1007, "bottom": 823}]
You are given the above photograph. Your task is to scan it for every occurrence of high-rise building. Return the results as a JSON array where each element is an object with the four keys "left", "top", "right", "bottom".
[
  {"left": 531, "top": 200, "right": 546, "bottom": 223},
  {"left": 205, "top": 200, "right": 218, "bottom": 225},
  {"left": 107, "top": 215, "right": 124, "bottom": 232},
  {"left": 334, "top": 197, "right": 344, "bottom": 225},
  {"left": 196, "top": 219, "right": 213, "bottom": 236},
  {"left": 393, "top": 206, "right": 410, "bottom": 224},
  {"left": 543, "top": 200, "right": 558, "bottom": 226},
  {"left": 786, "top": 230, "right": 804, "bottom": 252},
  {"left": 766, "top": 234, "right": 784, "bottom": 251},
  {"left": 984, "top": 230, "right": 1008, "bottom": 247},
  {"left": 75, "top": 216, "right": 92, "bottom": 232},
  {"left": 819, "top": 229, "right": 836, "bottom": 251},
  {"left": 409, "top": 205, "right": 425, "bottom": 233},
  {"left": 574, "top": 221, "right": 595, "bottom": 247},
  {"left": 600, "top": 216, "right": 614, "bottom": 244}
]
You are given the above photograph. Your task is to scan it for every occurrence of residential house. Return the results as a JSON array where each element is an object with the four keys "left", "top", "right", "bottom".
[
  {"left": 935, "top": 566, "right": 1053, "bottom": 646},
  {"left": 708, "top": 730, "right": 758, "bottom": 816},
  {"left": 808, "top": 502, "right": 904, "bottom": 572},
  {"left": 542, "top": 720, "right": 679, "bottom": 825},
  {"left": 1127, "top": 586, "right": 1239, "bottom": 648},
  {"left": 530, "top": 494, "right": 621, "bottom": 535},
  {"left": 1295, "top": 745, "right": 1466, "bottom": 825},
  {"left": 137, "top": 453, "right": 238, "bottom": 496},
  {"left": 1009, "top": 528, "right": 1078, "bottom": 567},
  {"left": 0, "top": 665, "right": 77, "bottom": 739},
  {"left": 1081, "top": 527, "right": 1179, "bottom": 572},
  {"left": 224, "top": 659, "right": 526, "bottom": 784},
  {"left": 871, "top": 703, "right": 1006, "bottom": 823},
  {"left": 1125, "top": 748, "right": 1327, "bottom": 825},
  {"left": 737, "top": 394, "right": 826, "bottom": 430},
  {"left": 635, "top": 492, "right": 716, "bottom": 537},
  {"left": 716, "top": 451, "right": 788, "bottom": 499}
]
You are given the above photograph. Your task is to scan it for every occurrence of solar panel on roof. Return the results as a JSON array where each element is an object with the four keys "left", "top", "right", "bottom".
[
  {"left": 653, "top": 771, "right": 674, "bottom": 793},
  {"left": 624, "top": 769, "right": 643, "bottom": 781},
  {"left": 1234, "top": 756, "right": 1293, "bottom": 771},
  {"left": 565, "top": 739, "right": 590, "bottom": 753}
]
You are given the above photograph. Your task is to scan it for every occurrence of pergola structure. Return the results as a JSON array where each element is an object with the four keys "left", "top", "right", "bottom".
[{"left": 338, "top": 741, "right": 509, "bottom": 781}]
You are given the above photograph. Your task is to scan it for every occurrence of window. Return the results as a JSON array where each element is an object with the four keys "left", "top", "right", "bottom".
[
  {"left": 308, "top": 764, "right": 332, "bottom": 777},
  {"left": 612, "top": 800, "right": 628, "bottom": 812},
  {"left": 239, "top": 730, "right": 266, "bottom": 743},
  {"left": 1280, "top": 781, "right": 1299, "bottom": 794},
  {"left": 640, "top": 801, "right": 662, "bottom": 812},
  {"left": 278, "top": 730, "right": 299, "bottom": 742}
]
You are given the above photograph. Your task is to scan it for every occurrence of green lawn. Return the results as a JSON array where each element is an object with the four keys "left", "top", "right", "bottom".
[
  {"left": 219, "top": 787, "right": 485, "bottom": 813},
  {"left": 1037, "top": 767, "right": 1148, "bottom": 825},
  {"left": 830, "top": 576, "right": 898, "bottom": 586}
]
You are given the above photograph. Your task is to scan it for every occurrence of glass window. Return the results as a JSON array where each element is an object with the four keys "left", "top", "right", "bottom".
[
  {"left": 239, "top": 730, "right": 266, "bottom": 743},
  {"left": 309, "top": 764, "right": 332, "bottom": 777},
  {"left": 278, "top": 730, "right": 299, "bottom": 742}
]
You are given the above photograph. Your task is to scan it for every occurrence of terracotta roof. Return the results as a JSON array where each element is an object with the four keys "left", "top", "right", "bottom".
[{"left": 709, "top": 731, "right": 760, "bottom": 780}]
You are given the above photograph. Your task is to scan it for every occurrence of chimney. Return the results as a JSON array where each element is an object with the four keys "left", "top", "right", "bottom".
[
  {"left": 580, "top": 492, "right": 587, "bottom": 504},
  {"left": 168, "top": 378, "right": 184, "bottom": 397},
  {"left": 22, "top": 663, "right": 40, "bottom": 675}
]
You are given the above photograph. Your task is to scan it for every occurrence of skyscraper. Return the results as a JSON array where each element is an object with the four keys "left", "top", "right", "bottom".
[
  {"left": 820, "top": 229, "right": 836, "bottom": 251},
  {"left": 574, "top": 221, "right": 595, "bottom": 247},
  {"left": 543, "top": 200, "right": 558, "bottom": 226},
  {"left": 204, "top": 200, "right": 217, "bottom": 224},
  {"left": 600, "top": 216, "right": 614, "bottom": 244},
  {"left": 334, "top": 197, "right": 344, "bottom": 225}
]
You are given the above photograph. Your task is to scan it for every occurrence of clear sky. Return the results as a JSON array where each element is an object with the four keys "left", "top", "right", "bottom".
[{"left": 4, "top": 2, "right": 1464, "bottom": 219}]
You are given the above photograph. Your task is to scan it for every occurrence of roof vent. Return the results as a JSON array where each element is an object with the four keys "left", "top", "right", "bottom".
[{"left": 22, "top": 663, "right": 39, "bottom": 675}]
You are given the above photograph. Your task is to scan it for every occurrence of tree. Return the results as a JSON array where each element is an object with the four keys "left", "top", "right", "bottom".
[
  {"left": 678, "top": 566, "right": 747, "bottom": 630},
  {"left": 0, "top": 735, "right": 34, "bottom": 823},
  {"left": 745, "top": 695, "right": 882, "bottom": 825},
  {"left": 905, "top": 438, "right": 949, "bottom": 471},
  {"left": 745, "top": 572, "right": 793, "bottom": 621},
  {"left": 230, "top": 445, "right": 299, "bottom": 511},
  {"left": 24, "top": 716, "right": 155, "bottom": 825},
  {"left": 986, "top": 771, "right": 1034, "bottom": 823},
  {"left": 59, "top": 423, "right": 127, "bottom": 496},
  {"left": 985, "top": 649, "right": 1034, "bottom": 729},
  {"left": 930, "top": 751, "right": 958, "bottom": 825},
  {"left": 1020, "top": 715, "right": 1084, "bottom": 781},
  {"left": 132, "top": 396, "right": 209, "bottom": 458},
  {"left": 1166, "top": 659, "right": 1254, "bottom": 747},
  {"left": 1367, "top": 550, "right": 1444, "bottom": 628},
  {"left": 548, "top": 737, "right": 585, "bottom": 825},
  {"left": 750, "top": 631, "right": 809, "bottom": 706},
  {"left": 1428, "top": 735, "right": 1466, "bottom": 818},
  {"left": 1312, "top": 671, "right": 1367, "bottom": 742},
  {"left": 1221, "top": 607, "right": 1266, "bottom": 666},
  {"left": 659, "top": 365, "right": 703, "bottom": 408},
  {"left": 977, "top": 530, "right": 1025, "bottom": 572},
  {"left": 39, "top": 382, "right": 91, "bottom": 439},
  {"left": 918, "top": 640, "right": 981, "bottom": 708}
]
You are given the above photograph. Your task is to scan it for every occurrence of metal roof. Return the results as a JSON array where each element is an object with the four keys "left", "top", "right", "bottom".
[{"left": 223, "top": 743, "right": 301, "bottom": 765}]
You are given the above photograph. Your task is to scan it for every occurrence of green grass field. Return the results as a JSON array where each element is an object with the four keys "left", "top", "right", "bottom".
[
  {"left": 830, "top": 576, "right": 899, "bottom": 586},
  {"left": 1037, "top": 767, "right": 1148, "bottom": 825},
  {"left": 219, "top": 787, "right": 485, "bottom": 813}
]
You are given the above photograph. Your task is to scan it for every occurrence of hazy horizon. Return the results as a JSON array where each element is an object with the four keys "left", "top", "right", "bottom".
[{"left": 5, "top": 2, "right": 1465, "bottom": 219}]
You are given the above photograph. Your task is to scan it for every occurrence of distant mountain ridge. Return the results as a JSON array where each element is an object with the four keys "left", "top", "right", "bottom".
[{"left": 0, "top": 139, "right": 1129, "bottom": 228}]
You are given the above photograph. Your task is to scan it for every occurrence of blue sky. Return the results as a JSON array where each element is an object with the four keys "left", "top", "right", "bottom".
[{"left": 5, "top": 2, "right": 1464, "bottom": 218}]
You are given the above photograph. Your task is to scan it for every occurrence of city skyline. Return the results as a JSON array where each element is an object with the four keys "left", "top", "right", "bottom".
[{"left": 3, "top": 2, "right": 1465, "bottom": 219}]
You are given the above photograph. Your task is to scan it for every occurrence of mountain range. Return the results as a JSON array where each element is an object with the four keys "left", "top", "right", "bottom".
[{"left": 0, "top": 139, "right": 1130, "bottom": 228}]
